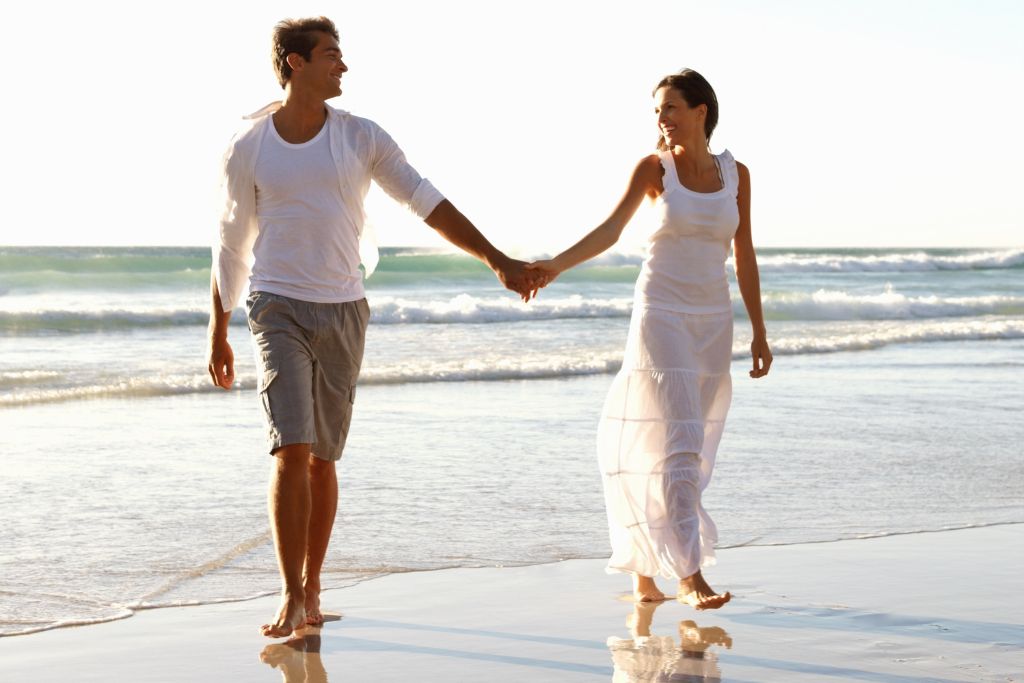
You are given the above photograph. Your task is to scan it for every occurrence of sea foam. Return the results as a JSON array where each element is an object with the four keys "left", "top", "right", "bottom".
[
  {"left": 4, "top": 288, "right": 1022, "bottom": 333},
  {"left": 754, "top": 248, "right": 1024, "bottom": 273},
  {"left": 5, "top": 318, "right": 1022, "bottom": 406}
]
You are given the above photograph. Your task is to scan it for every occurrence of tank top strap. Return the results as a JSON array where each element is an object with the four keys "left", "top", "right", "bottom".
[
  {"left": 717, "top": 149, "right": 739, "bottom": 197},
  {"left": 658, "top": 150, "right": 681, "bottom": 194}
]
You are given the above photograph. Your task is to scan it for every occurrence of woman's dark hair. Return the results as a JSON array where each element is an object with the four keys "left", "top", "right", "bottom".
[
  {"left": 272, "top": 17, "right": 340, "bottom": 89},
  {"left": 654, "top": 69, "right": 719, "bottom": 150}
]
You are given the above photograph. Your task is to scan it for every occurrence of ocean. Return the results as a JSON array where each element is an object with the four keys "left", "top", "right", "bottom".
[{"left": 1, "top": 246, "right": 1022, "bottom": 637}]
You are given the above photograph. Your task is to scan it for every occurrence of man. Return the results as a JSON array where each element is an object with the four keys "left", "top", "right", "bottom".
[{"left": 206, "top": 16, "right": 537, "bottom": 638}]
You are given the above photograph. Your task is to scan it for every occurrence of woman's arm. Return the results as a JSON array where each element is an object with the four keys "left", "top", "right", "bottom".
[
  {"left": 527, "top": 155, "right": 662, "bottom": 283},
  {"left": 733, "top": 161, "right": 773, "bottom": 378}
]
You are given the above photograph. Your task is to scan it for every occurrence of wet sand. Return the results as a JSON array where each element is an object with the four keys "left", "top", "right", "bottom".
[{"left": 0, "top": 524, "right": 1020, "bottom": 682}]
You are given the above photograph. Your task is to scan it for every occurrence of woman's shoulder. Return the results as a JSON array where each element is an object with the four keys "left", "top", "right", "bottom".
[
  {"left": 717, "top": 149, "right": 747, "bottom": 173},
  {"left": 630, "top": 154, "right": 667, "bottom": 197},
  {"left": 730, "top": 156, "right": 750, "bottom": 195},
  {"left": 735, "top": 159, "right": 749, "bottom": 182},
  {"left": 634, "top": 153, "right": 665, "bottom": 177}
]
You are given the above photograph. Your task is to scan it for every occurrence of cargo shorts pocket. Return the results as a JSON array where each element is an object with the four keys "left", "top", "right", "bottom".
[
  {"left": 337, "top": 384, "right": 357, "bottom": 442},
  {"left": 257, "top": 360, "right": 278, "bottom": 394},
  {"left": 257, "top": 363, "right": 280, "bottom": 438}
]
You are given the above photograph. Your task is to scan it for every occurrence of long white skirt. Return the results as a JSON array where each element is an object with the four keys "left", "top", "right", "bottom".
[{"left": 598, "top": 305, "right": 733, "bottom": 580}]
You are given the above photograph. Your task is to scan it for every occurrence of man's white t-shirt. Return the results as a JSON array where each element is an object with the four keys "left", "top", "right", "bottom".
[
  {"left": 251, "top": 118, "right": 364, "bottom": 303},
  {"left": 213, "top": 104, "right": 446, "bottom": 313}
]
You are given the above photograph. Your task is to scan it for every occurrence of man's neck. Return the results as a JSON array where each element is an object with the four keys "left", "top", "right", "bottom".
[{"left": 273, "top": 88, "right": 329, "bottom": 144}]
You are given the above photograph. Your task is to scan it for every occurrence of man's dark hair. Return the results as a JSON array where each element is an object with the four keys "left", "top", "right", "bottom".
[
  {"left": 654, "top": 69, "right": 719, "bottom": 150},
  {"left": 271, "top": 17, "right": 340, "bottom": 89}
]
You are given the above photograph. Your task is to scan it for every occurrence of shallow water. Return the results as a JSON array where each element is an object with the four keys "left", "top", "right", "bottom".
[{"left": 1, "top": 247, "right": 1022, "bottom": 636}]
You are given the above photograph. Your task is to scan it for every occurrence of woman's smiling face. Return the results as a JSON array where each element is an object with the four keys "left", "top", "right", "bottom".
[{"left": 654, "top": 86, "right": 706, "bottom": 148}]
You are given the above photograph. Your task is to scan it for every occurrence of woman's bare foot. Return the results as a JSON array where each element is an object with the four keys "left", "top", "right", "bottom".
[
  {"left": 632, "top": 574, "right": 667, "bottom": 603},
  {"left": 677, "top": 571, "right": 731, "bottom": 610},
  {"left": 303, "top": 577, "right": 323, "bottom": 626},
  {"left": 260, "top": 591, "right": 306, "bottom": 638}
]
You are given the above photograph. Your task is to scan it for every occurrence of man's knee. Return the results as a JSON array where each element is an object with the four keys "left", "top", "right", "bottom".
[
  {"left": 272, "top": 442, "right": 312, "bottom": 466},
  {"left": 308, "top": 454, "right": 336, "bottom": 478}
]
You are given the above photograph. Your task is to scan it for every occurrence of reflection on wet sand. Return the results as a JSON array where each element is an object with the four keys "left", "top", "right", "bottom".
[
  {"left": 260, "top": 626, "right": 328, "bottom": 683},
  {"left": 607, "top": 601, "right": 732, "bottom": 682}
]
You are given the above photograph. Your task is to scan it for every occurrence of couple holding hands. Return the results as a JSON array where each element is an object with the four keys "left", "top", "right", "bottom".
[{"left": 206, "top": 16, "right": 771, "bottom": 638}]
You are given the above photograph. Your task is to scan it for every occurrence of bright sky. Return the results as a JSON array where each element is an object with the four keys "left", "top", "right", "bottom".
[{"left": 3, "top": 0, "right": 1022, "bottom": 253}]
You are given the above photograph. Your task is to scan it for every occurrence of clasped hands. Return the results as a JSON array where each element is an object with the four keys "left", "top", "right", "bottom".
[{"left": 493, "top": 257, "right": 561, "bottom": 302}]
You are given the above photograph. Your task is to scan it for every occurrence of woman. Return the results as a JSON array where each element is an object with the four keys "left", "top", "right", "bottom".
[{"left": 528, "top": 69, "right": 771, "bottom": 608}]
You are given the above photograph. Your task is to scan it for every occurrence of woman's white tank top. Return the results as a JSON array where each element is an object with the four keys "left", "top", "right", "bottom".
[{"left": 635, "top": 149, "right": 740, "bottom": 314}]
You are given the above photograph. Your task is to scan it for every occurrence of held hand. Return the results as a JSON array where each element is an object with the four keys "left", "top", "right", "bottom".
[
  {"left": 207, "top": 336, "right": 235, "bottom": 389},
  {"left": 495, "top": 258, "right": 545, "bottom": 302},
  {"left": 524, "top": 260, "right": 562, "bottom": 299},
  {"left": 750, "top": 335, "right": 772, "bottom": 378}
]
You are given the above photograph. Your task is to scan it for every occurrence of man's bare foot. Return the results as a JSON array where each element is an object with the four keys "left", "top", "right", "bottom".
[
  {"left": 677, "top": 571, "right": 731, "bottom": 610},
  {"left": 303, "top": 578, "right": 323, "bottom": 626},
  {"left": 260, "top": 591, "right": 306, "bottom": 638},
  {"left": 632, "top": 574, "right": 667, "bottom": 603}
]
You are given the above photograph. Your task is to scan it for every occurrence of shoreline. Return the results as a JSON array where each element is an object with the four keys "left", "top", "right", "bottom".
[
  {"left": 1, "top": 525, "right": 1020, "bottom": 682},
  {"left": 4, "top": 519, "right": 1022, "bottom": 641}
]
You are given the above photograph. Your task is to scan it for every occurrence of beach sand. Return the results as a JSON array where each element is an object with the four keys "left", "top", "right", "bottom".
[{"left": 1, "top": 524, "right": 1020, "bottom": 682}]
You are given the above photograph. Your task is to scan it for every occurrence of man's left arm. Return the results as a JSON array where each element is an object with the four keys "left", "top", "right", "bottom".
[
  {"left": 422, "top": 199, "right": 534, "bottom": 299},
  {"left": 368, "top": 124, "right": 537, "bottom": 299}
]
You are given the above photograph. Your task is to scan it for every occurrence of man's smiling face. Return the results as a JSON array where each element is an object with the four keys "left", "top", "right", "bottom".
[{"left": 293, "top": 31, "right": 348, "bottom": 98}]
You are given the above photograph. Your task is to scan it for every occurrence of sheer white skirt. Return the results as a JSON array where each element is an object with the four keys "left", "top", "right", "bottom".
[{"left": 598, "top": 306, "right": 733, "bottom": 580}]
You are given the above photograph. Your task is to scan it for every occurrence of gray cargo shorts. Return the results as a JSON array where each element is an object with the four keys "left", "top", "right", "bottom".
[{"left": 246, "top": 291, "right": 370, "bottom": 461}]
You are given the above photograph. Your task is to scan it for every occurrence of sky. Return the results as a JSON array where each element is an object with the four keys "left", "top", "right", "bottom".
[{"left": 2, "top": 0, "right": 1022, "bottom": 254}]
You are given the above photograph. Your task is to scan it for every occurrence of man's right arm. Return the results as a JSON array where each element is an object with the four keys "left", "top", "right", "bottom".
[
  {"left": 207, "top": 274, "right": 235, "bottom": 389},
  {"left": 207, "top": 132, "right": 258, "bottom": 391},
  {"left": 212, "top": 134, "right": 259, "bottom": 312}
]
